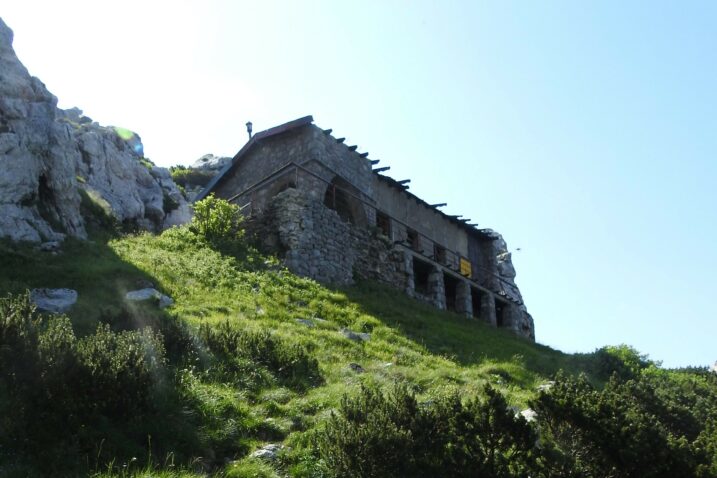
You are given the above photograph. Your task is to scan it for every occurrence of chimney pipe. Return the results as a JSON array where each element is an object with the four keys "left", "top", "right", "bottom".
[{"left": 245, "top": 121, "right": 253, "bottom": 139}]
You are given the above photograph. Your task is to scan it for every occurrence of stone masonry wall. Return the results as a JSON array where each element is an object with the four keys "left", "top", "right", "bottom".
[{"left": 248, "top": 188, "right": 409, "bottom": 288}]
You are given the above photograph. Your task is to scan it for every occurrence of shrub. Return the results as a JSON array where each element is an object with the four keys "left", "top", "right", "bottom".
[
  {"left": 314, "top": 383, "right": 538, "bottom": 478},
  {"left": 532, "top": 371, "right": 705, "bottom": 477},
  {"left": 0, "top": 292, "right": 168, "bottom": 471},
  {"left": 77, "top": 324, "right": 166, "bottom": 417},
  {"left": 592, "top": 344, "right": 652, "bottom": 381},
  {"left": 190, "top": 194, "right": 246, "bottom": 255}
]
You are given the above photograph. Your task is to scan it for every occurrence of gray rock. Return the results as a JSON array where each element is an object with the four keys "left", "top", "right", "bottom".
[
  {"left": 250, "top": 443, "right": 282, "bottom": 461},
  {"left": 125, "top": 288, "right": 173, "bottom": 308},
  {"left": 519, "top": 408, "right": 538, "bottom": 423},
  {"left": 30, "top": 288, "right": 77, "bottom": 313},
  {"left": 341, "top": 328, "right": 370, "bottom": 342},
  {"left": 192, "top": 153, "right": 231, "bottom": 171},
  {"left": 711, "top": 362, "right": 717, "bottom": 374},
  {"left": 295, "top": 318, "right": 315, "bottom": 327}
]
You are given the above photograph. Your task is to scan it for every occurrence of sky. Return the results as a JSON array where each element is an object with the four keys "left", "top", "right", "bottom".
[{"left": 3, "top": 1, "right": 716, "bottom": 368}]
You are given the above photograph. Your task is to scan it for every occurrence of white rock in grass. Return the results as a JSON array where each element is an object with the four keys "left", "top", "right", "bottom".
[
  {"left": 125, "top": 288, "right": 173, "bottom": 308},
  {"left": 250, "top": 443, "right": 283, "bottom": 461},
  {"left": 520, "top": 408, "right": 538, "bottom": 423},
  {"left": 30, "top": 288, "right": 77, "bottom": 313}
]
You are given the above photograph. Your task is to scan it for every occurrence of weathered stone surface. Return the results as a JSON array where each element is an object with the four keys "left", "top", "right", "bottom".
[
  {"left": 125, "top": 288, "right": 173, "bottom": 308},
  {"left": 295, "top": 318, "right": 315, "bottom": 327},
  {"left": 250, "top": 444, "right": 282, "bottom": 461},
  {"left": 520, "top": 408, "right": 538, "bottom": 423},
  {"left": 30, "top": 288, "right": 77, "bottom": 314},
  {"left": 0, "top": 17, "right": 190, "bottom": 242},
  {"left": 192, "top": 153, "right": 231, "bottom": 171}
]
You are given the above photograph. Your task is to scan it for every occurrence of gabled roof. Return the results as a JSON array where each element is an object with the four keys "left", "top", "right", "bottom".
[{"left": 196, "top": 115, "right": 314, "bottom": 201}]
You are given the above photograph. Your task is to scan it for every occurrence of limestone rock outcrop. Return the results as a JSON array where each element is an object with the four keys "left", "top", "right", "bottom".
[
  {"left": 192, "top": 153, "right": 231, "bottom": 172},
  {"left": 0, "top": 17, "right": 190, "bottom": 242}
]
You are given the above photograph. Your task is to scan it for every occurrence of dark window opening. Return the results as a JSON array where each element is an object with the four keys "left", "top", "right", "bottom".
[
  {"left": 407, "top": 228, "right": 420, "bottom": 251},
  {"left": 495, "top": 299, "right": 506, "bottom": 328},
  {"left": 324, "top": 184, "right": 354, "bottom": 224},
  {"left": 471, "top": 288, "right": 483, "bottom": 319},
  {"left": 443, "top": 273, "right": 458, "bottom": 312},
  {"left": 323, "top": 176, "right": 367, "bottom": 226},
  {"left": 376, "top": 211, "right": 391, "bottom": 238},
  {"left": 434, "top": 244, "right": 446, "bottom": 264},
  {"left": 413, "top": 257, "right": 432, "bottom": 295},
  {"left": 277, "top": 181, "right": 296, "bottom": 194}
]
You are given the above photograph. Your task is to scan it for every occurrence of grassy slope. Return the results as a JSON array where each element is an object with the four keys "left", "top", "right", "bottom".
[{"left": 0, "top": 230, "right": 595, "bottom": 477}]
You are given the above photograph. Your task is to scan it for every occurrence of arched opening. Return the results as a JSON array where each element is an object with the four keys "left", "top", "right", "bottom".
[{"left": 323, "top": 176, "right": 366, "bottom": 226}]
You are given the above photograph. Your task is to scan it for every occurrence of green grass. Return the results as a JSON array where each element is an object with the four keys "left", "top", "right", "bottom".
[{"left": 0, "top": 227, "right": 597, "bottom": 476}]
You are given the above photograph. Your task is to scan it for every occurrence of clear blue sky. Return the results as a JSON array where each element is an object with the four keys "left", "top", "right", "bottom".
[{"left": 3, "top": 1, "right": 716, "bottom": 368}]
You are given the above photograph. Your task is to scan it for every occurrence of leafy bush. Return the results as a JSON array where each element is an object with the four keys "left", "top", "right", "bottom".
[
  {"left": 592, "top": 344, "right": 652, "bottom": 381},
  {"left": 190, "top": 194, "right": 247, "bottom": 256},
  {"left": 199, "top": 321, "right": 321, "bottom": 390},
  {"left": 314, "top": 383, "right": 538, "bottom": 478}
]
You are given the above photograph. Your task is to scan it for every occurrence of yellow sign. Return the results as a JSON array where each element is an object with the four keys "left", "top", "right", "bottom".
[{"left": 459, "top": 257, "right": 472, "bottom": 277}]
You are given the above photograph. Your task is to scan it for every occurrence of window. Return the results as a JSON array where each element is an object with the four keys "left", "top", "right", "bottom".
[
  {"left": 407, "top": 228, "right": 420, "bottom": 251},
  {"left": 376, "top": 211, "right": 391, "bottom": 238},
  {"left": 434, "top": 244, "right": 446, "bottom": 264}
]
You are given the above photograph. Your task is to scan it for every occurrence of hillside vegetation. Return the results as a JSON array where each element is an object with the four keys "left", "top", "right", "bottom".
[{"left": 1, "top": 197, "right": 715, "bottom": 477}]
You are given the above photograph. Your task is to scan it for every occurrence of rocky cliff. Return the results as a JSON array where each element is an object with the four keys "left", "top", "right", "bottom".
[{"left": 0, "top": 18, "right": 190, "bottom": 242}]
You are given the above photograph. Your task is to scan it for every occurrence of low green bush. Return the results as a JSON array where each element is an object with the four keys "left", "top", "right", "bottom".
[
  {"left": 0, "top": 292, "right": 168, "bottom": 473},
  {"left": 314, "top": 383, "right": 538, "bottom": 478}
]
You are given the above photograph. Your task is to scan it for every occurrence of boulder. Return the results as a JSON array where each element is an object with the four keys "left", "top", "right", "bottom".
[
  {"left": 192, "top": 153, "right": 231, "bottom": 171},
  {"left": 250, "top": 444, "right": 282, "bottom": 461},
  {"left": 295, "top": 318, "right": 315, "bottom": 327},
  {"left": 30, "top": 288, "right": 77, "bottom": 313}
]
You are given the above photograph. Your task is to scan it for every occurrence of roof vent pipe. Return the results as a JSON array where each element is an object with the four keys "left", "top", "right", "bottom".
[{"left": 246, "top": 121, "right": 253, "bottom": 139}]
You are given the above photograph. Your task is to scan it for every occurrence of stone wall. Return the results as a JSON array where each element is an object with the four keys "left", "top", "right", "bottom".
[{"left": 248, "top": 188, "right": 409, "bottom": 287}]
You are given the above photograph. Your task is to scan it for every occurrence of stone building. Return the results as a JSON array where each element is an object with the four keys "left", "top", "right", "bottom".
[{"left": 198, "top": 116, "right": 535, "bottom": 340}]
